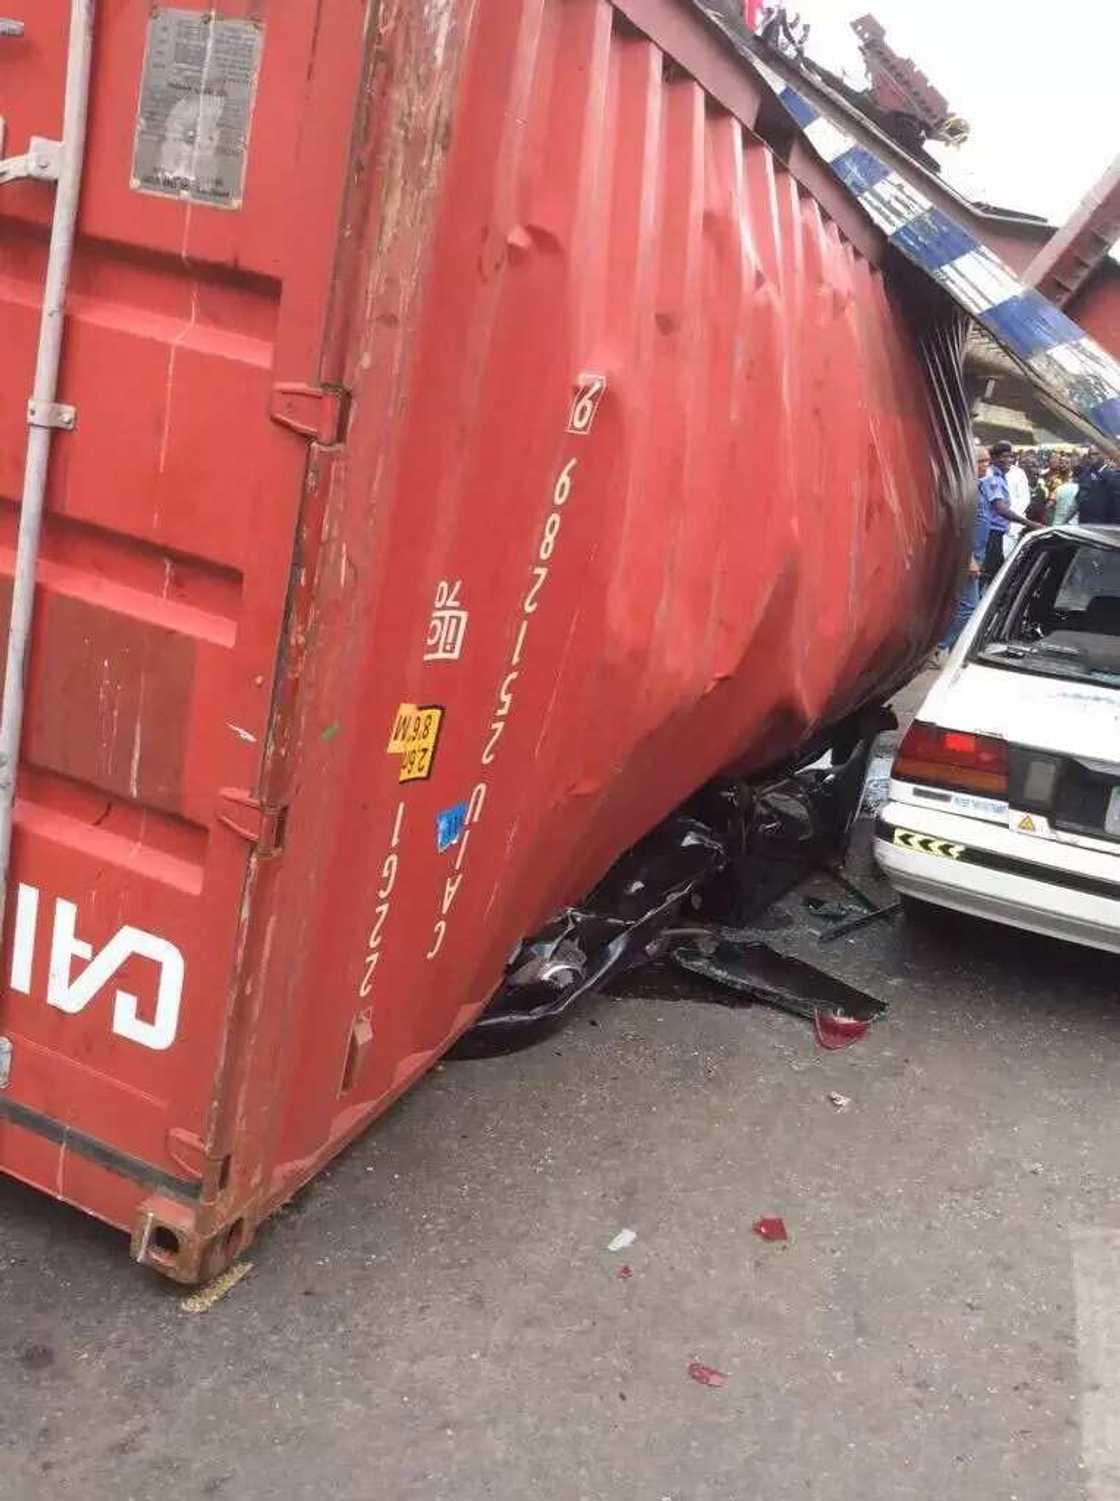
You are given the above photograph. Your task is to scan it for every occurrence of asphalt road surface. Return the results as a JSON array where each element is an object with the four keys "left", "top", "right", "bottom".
[{"left": 2, "top": 681, "right": 1118, "bottom": 1501}]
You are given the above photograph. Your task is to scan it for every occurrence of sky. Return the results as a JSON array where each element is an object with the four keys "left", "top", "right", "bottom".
[{"left": 791, "top": 0, "right": 1120, "bottom": 226}]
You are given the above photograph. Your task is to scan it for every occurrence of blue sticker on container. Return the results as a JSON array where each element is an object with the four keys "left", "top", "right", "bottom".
[{"left": 436, "top": 801, "right": 468, "bottom": 854}]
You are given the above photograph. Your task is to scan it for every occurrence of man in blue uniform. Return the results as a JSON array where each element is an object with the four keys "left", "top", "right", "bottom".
[
  {"left": 980, "top": 440, "right": 1038, "bottom": 590},
  {"left": 939, "top": 447, "right": 992, "bottom": 654}
]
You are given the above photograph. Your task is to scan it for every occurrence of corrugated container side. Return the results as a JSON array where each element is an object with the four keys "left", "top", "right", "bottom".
[{"left": 241, "top": 1, "right": 961, "bottom": 1230}]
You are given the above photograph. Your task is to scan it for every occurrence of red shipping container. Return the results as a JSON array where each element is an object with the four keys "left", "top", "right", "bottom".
[{"left": 0, "top": 0, "right": 965, "bottom": 1280}]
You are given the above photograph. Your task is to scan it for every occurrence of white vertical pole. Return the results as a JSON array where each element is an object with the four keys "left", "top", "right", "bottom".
[{"left": 0, "top": 0, "right": 96, "bottom": 929}]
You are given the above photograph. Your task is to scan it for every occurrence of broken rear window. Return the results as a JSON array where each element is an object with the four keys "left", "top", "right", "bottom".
[{"left": 975, "top": 533, "right": 1120, "bottom": 686}]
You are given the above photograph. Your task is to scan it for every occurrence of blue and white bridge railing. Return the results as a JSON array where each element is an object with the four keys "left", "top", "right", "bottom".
[{"left": 744, "top": 48, "right": 1120, "bottom": 446}]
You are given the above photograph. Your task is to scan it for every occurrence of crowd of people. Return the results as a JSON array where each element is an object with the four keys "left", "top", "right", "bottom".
[
  {"left": 1006, "top": 445, "right": 1120, "bottom": 531},
  {"left": 937, "top": 442, "right": 1120, "bottom": 657}
]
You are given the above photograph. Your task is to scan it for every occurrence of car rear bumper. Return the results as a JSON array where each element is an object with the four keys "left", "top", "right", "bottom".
[{"left": 875, "top": 801, "right": 1120, "bottom": 953}]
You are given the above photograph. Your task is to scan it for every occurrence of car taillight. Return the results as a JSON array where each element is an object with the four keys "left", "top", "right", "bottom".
[{"left": 893, "top": 721, "right": 1009, "bottom": 797}]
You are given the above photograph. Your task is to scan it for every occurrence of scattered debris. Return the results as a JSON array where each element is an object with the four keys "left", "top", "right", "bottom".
[
  {"left": 804, "top": 895, "right": 861, "bottom": 925},
  {"left": 180, "top": 1261, "right": 253, "bottom": 1314},
  {"left": 672, "top": 938, "right": 886, "bottom": 1020},
  {"left": 814, "top": 1013, "right": 871, "bottom": 1051},
  {"left": 753, "top": 1217, "right": 789, "bottom": 1243},
  {"left": 447, "top": 713, "right": 899, "bottom": 1068},
  {"left": 688, "top": 1362, "right": 728, "bottom": 1388},
  {"left": 828, "top": 1091, "right": 852, "bottom": 1111},
  {"left": 817, "top": 901, "right": 901, "bottom": 944},
  {"left": 608, "top": 1229, "right": 637, "bottom": 1252},
  {"left": 803, "top": 878, "right": 901, "bottom": 943},
  {"left": 725, "top": 771, "right": 848, "bottom": 919},
  {"left": 457, "top": 729, "right": 894, "bottom": 1055},
  {"left": 672, "top": 938, "right": 886, "bottom": 1050},
  {"left": 451, "top": 809, "right": 732, "bottom": 1055},
  {"left": 618, "top": 1265, "right": 634, "bottom": 1280}
]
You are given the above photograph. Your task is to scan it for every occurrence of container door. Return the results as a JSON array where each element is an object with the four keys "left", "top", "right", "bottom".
[{"left": 0, "top": 3, "right": 363, "bottom": 1235}]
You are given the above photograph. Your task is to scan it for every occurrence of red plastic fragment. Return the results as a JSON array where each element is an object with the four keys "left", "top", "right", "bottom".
[
  {"left": 753, "top": 1216, "right": 789, "bottom": 1242},
  {"left": 813, "top": 1010, "right": 871, "bottom": 1050},
  {"left": 688, "top": 1362, "right": 727, "bottom": 1388},
  {"left": 618, "top": 1265, "right": 633, "bottom": 1280}
]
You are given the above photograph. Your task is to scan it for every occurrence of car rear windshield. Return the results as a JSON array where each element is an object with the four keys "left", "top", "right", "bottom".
[{"left": 974, "top": 535, "right": 1120, "bottom": 686}]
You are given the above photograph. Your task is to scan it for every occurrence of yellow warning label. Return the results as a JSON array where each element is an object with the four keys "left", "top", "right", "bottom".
[
  {"left": 387, "top": 705, "right": 420, "bottom": 753},
  {"left": 387, "top": 703, "right": 444, "bottom": 783},
  {"left": 892, "top": 829, "right": 965, "bottom": 859},
  {"left": 1017, "top": 814, "right": 1036, "bottom": 833}
]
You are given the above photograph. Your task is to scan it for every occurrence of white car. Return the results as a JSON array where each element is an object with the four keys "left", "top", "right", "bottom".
[{"left": 875, "top": 526, "right": 1120, "bottom": 952}]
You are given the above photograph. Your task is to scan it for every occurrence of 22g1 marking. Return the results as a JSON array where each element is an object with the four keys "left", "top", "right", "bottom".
[{"left": 426, "top": 372, "right": 607, "bottom": 961}]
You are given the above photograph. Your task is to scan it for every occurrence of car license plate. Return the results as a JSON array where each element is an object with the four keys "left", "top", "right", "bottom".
[{"left": 1107, "top": 787, "right": 1120, "bottom": 837}]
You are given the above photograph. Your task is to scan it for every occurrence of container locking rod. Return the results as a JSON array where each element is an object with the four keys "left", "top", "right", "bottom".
[{"left": 0, "top": 0, "right": 96, "bottom": 934}]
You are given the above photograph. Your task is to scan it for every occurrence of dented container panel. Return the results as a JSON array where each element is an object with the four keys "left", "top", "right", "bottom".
[{"left": 0, "top": 0, "right": 965, "bottom": 1279}]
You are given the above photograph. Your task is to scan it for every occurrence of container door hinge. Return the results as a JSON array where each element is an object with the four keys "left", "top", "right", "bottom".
[
  {"left": 0, "top": 135, "right": 62, "bottom": 186},
  {"left": 28, "top": 398, "right": 76, "bottom": 430},
  {"left": 269, "top": 381, "right": 350, "bottom": 445},
  {"left": 217, "top": 788, "right": 288, "bottom": 857}
]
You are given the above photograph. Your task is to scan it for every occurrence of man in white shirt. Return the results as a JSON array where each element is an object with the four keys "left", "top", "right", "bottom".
[{"left": 1004, "top": 453, "right": 1031, "bottom": 559}]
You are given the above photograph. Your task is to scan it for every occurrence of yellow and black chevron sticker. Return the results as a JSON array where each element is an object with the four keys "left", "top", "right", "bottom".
[{"left": 892, "top": 829, "right": 966, "bottom": 860}]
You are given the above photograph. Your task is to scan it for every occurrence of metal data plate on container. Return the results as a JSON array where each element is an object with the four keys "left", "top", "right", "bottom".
[{"left": 131, "top": 9, "right": 264, "bottom": 210}]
